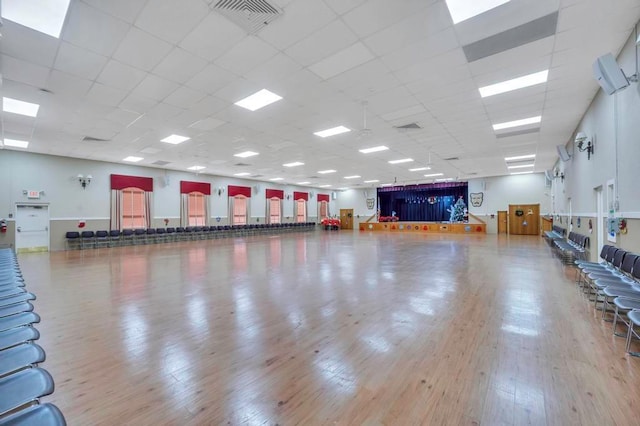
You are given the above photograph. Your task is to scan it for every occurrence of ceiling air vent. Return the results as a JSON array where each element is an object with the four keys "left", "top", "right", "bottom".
[
  {"left": 82, "top": 136, "right": 110, "bottom": 142},
  {"left": 394, "top": 122, "right": 422, "bottom": 130},
  {"left": 234, "top": 162, "right": 251, "bottom": 167},
  {"left": 211, "top": 0, "right": 283, "bottom": 35},
  {"left": 152, "top": 160, "right": 171, "bottom": 166},
  {"left": 444, "top": 157, "right": 459, "bottom": 161}
]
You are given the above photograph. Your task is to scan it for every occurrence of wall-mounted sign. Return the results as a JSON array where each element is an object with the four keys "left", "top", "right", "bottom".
[{"left": 27, "top": 190, "right": 41, "bottom": 199}]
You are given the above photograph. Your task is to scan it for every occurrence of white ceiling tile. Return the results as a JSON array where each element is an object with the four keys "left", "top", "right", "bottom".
[
  {"left": 135, "top": 0, "right": 209, "bottom": 44},
  {"left": 380, "top": 28, "right": 460, "bottom": 72},
  {"left": 323, "top": 0, "right": 368, "bottom": 15},
  {"left": 243, "top": 53, "right": 302, "bottom": 84},
  {"left": 308, "top": 42, "right": 376, "bottom": 80},
  {"left": 164, "top": 86, "right": 207, "bottom": 109},
  {"left": 342, "top": 0, "right": 431, "bottom": 38},
  {"left": 284, "top": 20, "right": 358, "bottom": 67},
  {"left": 144, "top": 102, "right": 185, "bottom": 121},
  {"left": 81, "top": 0, "right": 148, "bottom": 23},
  {"left": 191, "top": 96, "right": 229, "bottom": 116},
  {"left": 153, "top": 48, "right": 208, "bottom": 84},
  {"left": 86, "top": 83, "right": 128, "bottom": 107},
  {"left": 258, "top": 0, "right": 337, "bottom": 49},
  {"left": 118, "top": 94, "right": 158, "bottom": 114},
  {"left": 1, "top": 54, "right": 50, "bottom": 88},
  {"left": 179, "top": 12, "right": 247, "bottom": 61},
  {"left": 130, "top": 74, "right": 180, "bottom": 101},
  {"left": 0, "top": 20, "right": 59, "bottom": 68},
  {"left": 113, "top": 27, "right": 173, "bottom": 71},
  {"left": 189, "top": 117, "right": 227, "bottom": 131},
  {"left": 62, "top": 1, "right": 131, "bottom": 56},
  {"left": 97, "top": 60, "right": 147, "bottom": 91},
  {"left": 53, "top": 42, "right": 109, "bottom": 80},
  {"left": 45, "top": 70, "right": 93, "bottom": 99},
  {"left": 215, "top": 37, "right": 279, "bottom": 75},
  {"left": 185, "top": 64, "right": 239, "bottom": 95}
]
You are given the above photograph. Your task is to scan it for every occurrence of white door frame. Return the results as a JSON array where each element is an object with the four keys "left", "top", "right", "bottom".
[
  {"left": 15, "top": 203, "right": 50, "bottom": 252},
  {"left": 595, "top": 186, "right": 604, "bottom": 258}
]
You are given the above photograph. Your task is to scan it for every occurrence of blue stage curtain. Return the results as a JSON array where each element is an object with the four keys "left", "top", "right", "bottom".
[{"left": 377, "top": 183, "right": 468, "bottom": 222}]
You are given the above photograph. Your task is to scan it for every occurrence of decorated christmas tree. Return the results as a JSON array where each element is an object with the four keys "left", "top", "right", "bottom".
[{"left": 448, "top": 196, "right": 467, "bottom": 223}]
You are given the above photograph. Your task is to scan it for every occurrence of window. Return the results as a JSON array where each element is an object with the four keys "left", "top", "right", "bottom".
[
  {"left": 296, "top": 199, "right": 306, "bottom": 223},
  {"left": 269, "top": 198, "right": 281, "bottom": 223},
  {"left": 233, "top": 196, "right": 247, "bottom": 225},
  {"left": 319, "top": 200, "right": 329, "bottom": 218},
  {"left": 122, "top": 187, "right": 146, "bottom": 228},
  {"left": 188, "top": 192, "right": 206, "bottom": 226}
]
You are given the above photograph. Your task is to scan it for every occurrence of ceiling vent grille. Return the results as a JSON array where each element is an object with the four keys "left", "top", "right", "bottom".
[
  {"left": 234, "top": 162, "right": 251, "bottom": 166},
  {"left": 211, "top": 0, "right": 283, "bottom": 34},
  {"left": 152, "top": 160, "right": 171, "bottom": 166},
  {"left": 444, "top": 156, "right": 459, "bottom": 161},
  {"left": 394, "top": 122, "right": 422, "bottom": 130},
  {"left": 82, "top": 136, "right": 110, "bottom": 142}
]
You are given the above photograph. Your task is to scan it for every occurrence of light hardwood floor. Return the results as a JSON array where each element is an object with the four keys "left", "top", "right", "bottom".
[{"left": 16, "top": 232, "right": 640, "bottom": 425}]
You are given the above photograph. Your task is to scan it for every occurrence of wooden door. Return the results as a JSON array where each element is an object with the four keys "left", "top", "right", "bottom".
[
  {"left": 497, "top": 211, "right": 508, "bottom": 234},
  {"left": 340, "top": 209, "right": 353, "bottom": 230},
  {"left": 508, "top": 204, "right": 540, "bottom": 235}
]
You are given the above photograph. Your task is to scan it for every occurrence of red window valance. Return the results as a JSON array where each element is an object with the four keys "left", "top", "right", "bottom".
[
  {"left": 317, "top": 194, "right": 330, "bottom": 202},
  {"left": 293, "top": 191, "right": 308, "bottom": 201},
  {"left": 266, "top": 189, "right": 284, "bottom": 199},
  {"left": 180, "top": 181, "right": 211, "bottom": 195},
  {"left": 228, "top": 185, "right": 251, "bottom": 197},
  {"left": 111, "top": 174, "right": 153, "bottom": 191}
]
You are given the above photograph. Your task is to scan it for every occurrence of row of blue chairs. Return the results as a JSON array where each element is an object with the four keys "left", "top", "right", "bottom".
[
  {"left": 552, "top": 231, "right": 590, "bottom": 264},
  {"left": 0, "top": 248, "right": 66, "bottom": 425},
  {"left": 65, "top": 222, "right": 317, "bottom": 250}
]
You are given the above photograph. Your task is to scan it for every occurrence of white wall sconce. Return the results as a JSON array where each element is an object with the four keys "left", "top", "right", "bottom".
[
  {"left": 574, "top": 132, "right": 594, "bottom": 160},
  {"left": 78, "top": 174, "right": 92, "bottom": 189}
]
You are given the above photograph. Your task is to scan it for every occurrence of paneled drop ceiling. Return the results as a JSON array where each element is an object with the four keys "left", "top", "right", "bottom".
[{"left": 1, "top": 0, "right": 639, "bottom": 189}]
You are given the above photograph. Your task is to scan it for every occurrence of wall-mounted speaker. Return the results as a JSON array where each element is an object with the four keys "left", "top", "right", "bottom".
[
  {"left": 331, "top": 191, "right": 337, "bottom": 200},
  {"left": 593, "top": 53, "right": 630, "bottom": 95},
  {"left": 162, "top": 176, "right": 170, "bottom": 187},
  {"left": 556, "top": 144, "right": 571, "bottom": 162}
]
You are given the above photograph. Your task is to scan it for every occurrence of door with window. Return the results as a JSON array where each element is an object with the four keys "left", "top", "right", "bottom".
[
  {"left": 122, "top": 187, "right": 146, "bottom": 228},
  {"left": 268, "top": 198, "right": 281, "bottom": 224},
  {"left": 15, "top": 204, "right": 49, "bottom": 253},
  {"left": 188, "top": 192, "right": 206, "bottom": 226},
  {"left": 296, "top": 199, "right": 307, "bottom": 223},
  {"left": 233, "top": 196, "right": 248, "bottom": 225}
]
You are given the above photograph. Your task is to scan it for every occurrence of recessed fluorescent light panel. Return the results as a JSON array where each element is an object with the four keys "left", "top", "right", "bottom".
[
  {"left": 479, "top": 70, "right": 549, "bottom": 97},
  {"left": 269, "top": 177, "right": 284, "bottom": 181},
  {"left": 380, "top": 184, "right": 393, "bottom": 187},
  {"left": 507, "top": 164, "right": 534, "bottom": 169},
  {"left": 317, "top": 169, "right": 337, "bottom": 174},
  {"left": 234, "top": 89, "right": 282, "bottom": 111},
  {"left": 388, "top": 158, "right": 414, "bottom": 164},
  {"left": 493, "top": 116, "right": 541, "bottom": 131},
  {"left": 188, "top": 166, "right": 205, "bottom": 171},
  {"left": 445, "top": 0, "right": 510, "bottom": 24},
  {"left": 2, "top": 97, "right": 40, "bottom": 117},
  {"left": 123, "top": 156, "right": 143, "bottom": 162},
  {"left": 234, "top": 172, "right": 251, "bottom": 176},
  {"left": 424, "top": 173, "right": 444, "bottom": 178},
  {"left": 314, "top": 126, "right": 351, "bottom": 138},
  {"left": 161, "top": 134, "right": 190, "bottom": 144},
  {"left": 359, "top": 146, "right": 389, "bottom": 154},
  {"left": 409, "top": 167, "right": 431, "bottom": 172},
  {"left": 504, "top": 154, "right": 536, "bottom": 161},
  {"left": 344, "top": 175, "right": 361, "bottom": 179},
  {"left": 364, "top": 180, "right": 380, "bottom": 183},
  {"left": 436, "top": 178, "right": 454, "bottom": 182},
  {"left": 3, "top": 139, "right": 29, "bottom": 148},
  {"left": 319, "top": 184, "right": 332, "bottom": 188},
  {"left": 511, "top": 171, "right": 534, "bottom": 175},
  {"left": 234, "top": 151, "right": 259, "bottom": 158},
  {"left": 297, "top": 181, "right": 310, "bottom": 185},
  {"left": 2, "top": 0, "right": 71, "bottom": 38},
  {"left": 283, "top": 162, "right": 304, "bottom": 167}
]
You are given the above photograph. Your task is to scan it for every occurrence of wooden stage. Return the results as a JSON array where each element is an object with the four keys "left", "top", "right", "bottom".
[{"left": 359, "top": 221, "right": 487, "bottom": 234}]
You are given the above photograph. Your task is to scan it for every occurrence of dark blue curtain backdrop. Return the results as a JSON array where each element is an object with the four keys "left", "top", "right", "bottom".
[{"left": 377, "top": 182, "right": 468, "bottom": 222}]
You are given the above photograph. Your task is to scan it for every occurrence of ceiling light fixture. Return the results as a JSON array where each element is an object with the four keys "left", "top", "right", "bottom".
[
  {"left": 283, "top": 162, "right": 304, "bottom": 167},
  {"left": 297, "top": 181, "right": 310, "bottom": 185},
  {"left": 359, "top": 145, "right": 389, "bottom": 154},
  {"left": 234, "top": 172, "right": 251, "bottom": 176},
  {"left": 364, "top": 180, "right": 380, "bottom": 183},
  {"left": 188, "top": 166, "right": 206, "bottom": 171},
  {"left": 445, "top": 0, "right": 510, "bottom": 24},
  {"left": 317, "top": 169, "right": 337, "bottom": 174},
  {"left": 424, "top": 173, "right": 444, "bottom": 178},
  {"left": 2, "top": 0, "right": 71, "bottom": 38},
  {"left": 380, "top": 184, "right": 393, "bottom": 187},
  {"left": 435, "top": 178, "right": 454, "bottom": 182},
  {"left": 409, "top": 167, "right": 431, "bottom": 172},
  {"left": 493, "top": 116, "right": 541, "bottom": 131},
  {"left": 161, "top": 134, "right": 190, "bottom": 144},
  {"left": 234, "top": 89, "right": 282, "bottom": 111},
  {"left": 504, "top": 154, "right": 536, "bottom": 161},
  {"left": 510, "top": 171, "right": 534, "bottom": 175},
  {"left": 479, "top": 70, "right": 549, "bottom": 97},
  {"left": 314, "top": 126, "right": 351, "bottom": 138},
  {"left": 269, "top": 177, "right": 284, "bottom": 181},
  {"left": 2, "top": 139, "right": 29, "bottom": 149},
  {"left": 344, "top": 175, "right": 361, "bottom": 179},
  {"left": 234, "top": 151, "right": 259, "bottom": 158},
  {"left": 2, "top": 97, "right": 40, "bottom": 117},
  {"left": 507, "top": 164, "right": 534, "bottom": 169},
  {"left": 319, "top": 184, "right": 332, "bottom": 188},
  {"left": 123, "top": 156, "right": 143, "bottom": 162},
  {"left": 388, "top": 158, "right": 414, "bottom": 164}
]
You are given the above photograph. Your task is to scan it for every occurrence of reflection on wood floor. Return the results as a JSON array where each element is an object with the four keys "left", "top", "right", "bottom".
[{"left": 17, "top": 232, "right": 640, "bottom": 425}]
